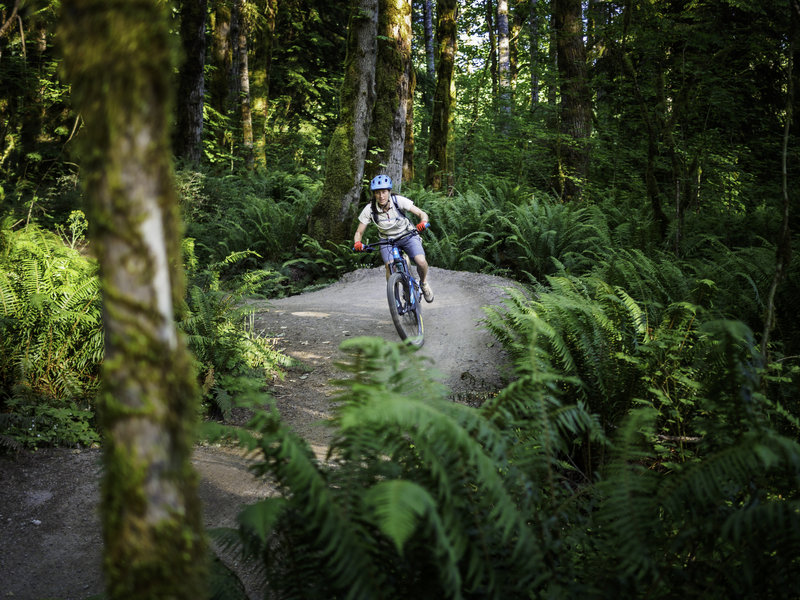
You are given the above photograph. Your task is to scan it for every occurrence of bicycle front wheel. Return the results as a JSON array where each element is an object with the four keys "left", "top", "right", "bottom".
[{"left": 387, "top": 272, "right": 424, "bottom": 347}]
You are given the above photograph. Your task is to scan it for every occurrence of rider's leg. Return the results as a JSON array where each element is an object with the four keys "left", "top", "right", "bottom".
[{"left": 412, "top": 254, "right": 429, "bottom": 283}]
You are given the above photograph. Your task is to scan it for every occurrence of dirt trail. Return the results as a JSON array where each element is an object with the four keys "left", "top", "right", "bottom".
[{"left": 0, "top": 267, "right": 518, "bottom": 600}]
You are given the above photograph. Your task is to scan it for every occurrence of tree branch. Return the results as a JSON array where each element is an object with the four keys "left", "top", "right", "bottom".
[{"left": 0, "top": 0, "right": 21, "bottom": 40}]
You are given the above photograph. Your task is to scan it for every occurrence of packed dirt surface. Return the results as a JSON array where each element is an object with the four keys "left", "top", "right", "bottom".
[{"left": 0, "top": 267, "right": 520, "bottom": 600}]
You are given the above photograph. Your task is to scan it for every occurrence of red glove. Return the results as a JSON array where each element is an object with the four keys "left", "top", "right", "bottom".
[
  {"left": 354, "top": 241, "right": 364, "bottom": 251},
  {"left": 416, "top": 221, "right": 428, "bottom": 232}
]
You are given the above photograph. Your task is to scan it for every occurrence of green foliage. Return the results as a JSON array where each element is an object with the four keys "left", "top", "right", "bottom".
[
  {"left": 224, "top": 310, "right": 800, "bottom": 599},
  {"left": 282, "top": 235, "right": 371, "bottom": 291},
  {"left": 179, "top": 244, "right": 293, "bottom": 421},
  {"left": 225, "top": 337, "right": 542, "bottom": 600},
  {"left": 418, "top": 182, "right": 613, "bottom": 282},
  {"left": 0, "top": 219, "right": 102, "bottom": 448},
  {"left": 179, "top": 169, "right": 319, "bottom": 261}
]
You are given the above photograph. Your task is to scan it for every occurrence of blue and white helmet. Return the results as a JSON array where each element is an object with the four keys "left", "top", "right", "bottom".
[{"left": 369, "top": 174, "right": 392, "bottom": 191}]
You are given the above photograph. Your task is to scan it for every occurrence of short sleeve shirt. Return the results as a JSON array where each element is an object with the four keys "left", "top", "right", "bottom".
[{"left": 358, "top": 194, "right": 415, "bottom": 238}]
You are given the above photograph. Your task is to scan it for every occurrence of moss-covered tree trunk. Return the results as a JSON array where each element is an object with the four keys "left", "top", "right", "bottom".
[
  {"left": 403, "top": 64, "right": 416, "bottom": 182},
  {"left": 365, "top": 0, "right": 413, "bottom": 188},
  {"left": 232, "top": 0, "right": 254, "bottom": 169},
  {"left": 174, "top": 0, "right": 208, "bottom": 165},
  {"left": 254, "top": 0, "right": 278, "bottom": 167},
  {"left": 425, "top": 0, "right": 457, "bottom": 192},
  {"left": 308, "top": 0, "right": 378, "bottom": 242},
  {"left": 59, "top": 1, "right": 207, "bottom": 598},
  {"left": 554, "top": 0, "right": 591, "bottom": 201}
]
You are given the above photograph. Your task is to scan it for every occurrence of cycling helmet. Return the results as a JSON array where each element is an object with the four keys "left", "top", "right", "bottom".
[{"left": 369, "top": 174, "right": 393, "bottom": 191}]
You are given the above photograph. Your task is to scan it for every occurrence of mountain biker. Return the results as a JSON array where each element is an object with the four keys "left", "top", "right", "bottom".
[{"left": 353, "top": 174, "right": 434, "bottom": 303}]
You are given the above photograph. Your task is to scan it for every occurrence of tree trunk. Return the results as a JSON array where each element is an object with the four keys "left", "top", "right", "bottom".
[
  {"left": 425, "top": 0, "right": 457, "bottom": 191},
  {"left": 232, "top": 0, "right": 254, "bottom": 169},
  {"left": 554, "top": 0, "right": 591, "bottom": 201},
  {"left": 497, "top": 0, "right": 512, "bottom": 113},
  {"left": 174, "top": 0, "right": 208, "bottom": 165},
  {"left": 255, "top": 0, "right": 278, "bottom": 166},
  {"left": 307, "top": 0, "right": 377, "bottom": 241},
  {"left": 403, "top": 52, "right": 416, "bottom": 183},
  {"left": 485, "top": 0, "right": 498, "bottom": 99},
  {"left": 421, "top": 0, "right": 435, "bottom": 138},
  {"left": 59, "top": 1, "right": 207, "bottom": 598},
  {"left": 761, "top": 0, "right": 797, "bottom": 359},
  {"left": 365, "top": 0, "right": 412, "bottom": 189},
  {"left": 530, "top": 0, "right": 540, "bottom": 107},
  {"left": 209, "top": 2, "right": 232, "bottom": 149},
  {"left": 509, "top": 0, "right": 524, "bottom": 90}
]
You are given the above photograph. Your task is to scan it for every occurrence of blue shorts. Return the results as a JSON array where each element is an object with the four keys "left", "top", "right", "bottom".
[{"left": 380, "top": 234, "right": 425, "bottom": 265}]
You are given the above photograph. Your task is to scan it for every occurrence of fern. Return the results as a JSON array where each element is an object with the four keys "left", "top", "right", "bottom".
[
  {"left": 0, "top": 222, "right": 102, "bottom": 448},
  {"left": 235, "top": 337, "right": 544, "bottom": 600},
  {"left": 179, "top": 249, "right": 293, "bottom": 421}
]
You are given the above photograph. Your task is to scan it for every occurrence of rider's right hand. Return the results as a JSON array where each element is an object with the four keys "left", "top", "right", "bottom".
[{"left": 353, "top": 241, "right": 364, "bottom": 251}]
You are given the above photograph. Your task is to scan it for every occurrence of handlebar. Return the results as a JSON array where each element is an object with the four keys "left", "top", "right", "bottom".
[{"left": 353, "top": 223, "right": 429, "bottom": 252}]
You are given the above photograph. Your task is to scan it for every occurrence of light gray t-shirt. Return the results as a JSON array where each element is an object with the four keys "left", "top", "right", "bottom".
[{"left": 357, "top": 194, "right": 415, "bottom": 238}]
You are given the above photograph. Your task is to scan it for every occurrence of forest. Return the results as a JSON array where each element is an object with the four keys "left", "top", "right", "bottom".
[{"left": 1, "top": 0, "right": 799, "bottom": 598}]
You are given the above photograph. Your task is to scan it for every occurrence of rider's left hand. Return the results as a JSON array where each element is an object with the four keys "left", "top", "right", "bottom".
[{"left": 416, "top": 221, "right": 428, "bottom": 232}]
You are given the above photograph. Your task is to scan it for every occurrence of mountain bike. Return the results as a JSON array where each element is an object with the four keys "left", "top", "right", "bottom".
[{"left": 358, "top": 228, "right": 426, "bottom": 347}]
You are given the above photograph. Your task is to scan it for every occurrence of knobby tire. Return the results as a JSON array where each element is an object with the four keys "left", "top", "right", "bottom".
[{"left": 387, "top": 272, "right": 424, "bottom": 347}]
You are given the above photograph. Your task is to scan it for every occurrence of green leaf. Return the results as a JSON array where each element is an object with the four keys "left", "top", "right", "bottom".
[{"left": 363, "top": 480, "right": 435, "bottom": 555}]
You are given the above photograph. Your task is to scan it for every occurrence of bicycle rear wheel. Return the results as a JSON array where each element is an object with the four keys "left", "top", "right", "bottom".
[{"left": 387, "top": 272, "right": 424, "bottom": 347}]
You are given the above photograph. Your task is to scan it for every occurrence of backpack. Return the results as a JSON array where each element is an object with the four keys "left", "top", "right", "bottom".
[{"left": 371, "top": 193, "right": 407, "bottom": 226}]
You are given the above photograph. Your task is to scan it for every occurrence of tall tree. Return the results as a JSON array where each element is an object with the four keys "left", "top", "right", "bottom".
[
  {"left": 497, "top": 0, "right": 512, "bottom": 112},
  {"left": 208, "top": 1, "right": 232, "bottom": 150},
  {"left": 553, "top": 0, "right": 591, "bottom": 201},
  {"left": 255, "top": 0, "right": 278, "bottom": 166},
  {"left": 59, "top": 1, "right": 207, "bottom": 597},
  {"left": 307, "top": 0, "right": 378, "bottom": 241},
  {"left": 529, "top": 0, "right": 540, "bottom": 107},
  {"left": 425, "top": 0, "right": 458, "bottom": 191},
  {"left": 232, "top": 0, "right": 254, "bottom": 169},
  {"left": 174, "top": 0, "right": 208, "bottom": 165},
  {"left": 403, "top": 64, "right": 416, "bottom": 182},
  {"left": 485, "top": 0, "right": 499, "bottom": 98},
  {"left": 365, "top": 0, "right": 413, "bottom": 188}
]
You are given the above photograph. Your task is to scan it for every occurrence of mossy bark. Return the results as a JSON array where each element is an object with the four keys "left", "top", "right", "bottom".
[
  {"left": 59, "top": 1, "right": 207, "bottom": 598},
  {"left": 425, "top": 0, "right": 457, "bottom": 192},
  {"left": 174, "top": 0, "right": 207, "bottom": 165},
  {"left": 308, "top": 0, "right": 378, "bottom": 242},
  {"left": 365, "top": 0, "right": 413, "bottom": 189},
  {"left": 554, "top": 0, "right": 591, "bottom": 201}
]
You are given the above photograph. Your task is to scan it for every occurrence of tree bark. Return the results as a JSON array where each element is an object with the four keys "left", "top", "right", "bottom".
[
  {"left": 365, "top": 0, "right": 413, "bottom": 189},
  {"left": 529, "top": 0, "right": 540, "bottom": 107},
  {"left": 232, "top": 0, "right": 254, "bottom": 169},
  {"left": 420, "top": 0, "right": 435, "bottom": 139},
  {"left": 497, "top": 0, "right": 512, "bottom": 113},
  {"left": 554, "top": 0, "right": 591, "bottom": 201},
  {"left": 485, "top": 0, "right": 498, "bottom": 99},
  {"left": 761, "top": 0, "right": 797, "bottom": 359},
  {"left": 425, "top": 0, "right": 457, "bottom": 191},
  {"left": 59, "top": 1, "right": 207, "bottom": 597},
  {"left": 403, "top": 45, "right": 416, "bottom": 182},
  {"left": 174, "top": 0, "right": 208, "bottom": 165},
  {"left": 255, "top": 0, "right": 278, "bottom": 166},
  {"left": 307, "top": 0, "right": 378, "bottom": 241},
  {"left": 209, "top": 2, "right": 232, "bottom": 149}
]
